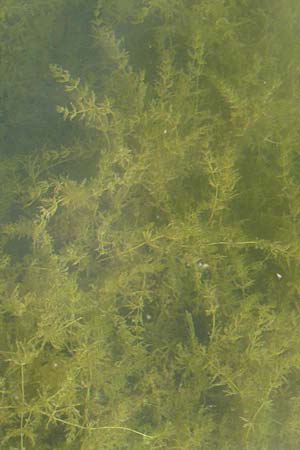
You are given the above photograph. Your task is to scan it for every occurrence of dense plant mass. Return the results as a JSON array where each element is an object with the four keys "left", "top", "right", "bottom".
[{"left": 1, "top": 0, "right": 300, "bottom": 449}]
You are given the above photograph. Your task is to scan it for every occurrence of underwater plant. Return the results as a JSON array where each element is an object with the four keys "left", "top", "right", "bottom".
[{"left": 1, "top": 1, "right": 300, "bottom": 449}]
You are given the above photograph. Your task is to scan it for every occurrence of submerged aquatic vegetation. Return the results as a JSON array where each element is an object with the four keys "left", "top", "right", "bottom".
[{"left": 1, "top": 1, "right": 300, "bottom": 449}]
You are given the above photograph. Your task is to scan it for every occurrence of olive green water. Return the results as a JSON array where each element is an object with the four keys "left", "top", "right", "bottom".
[{"left": 1, "top": 1, "right": 300, "bottom": 449}]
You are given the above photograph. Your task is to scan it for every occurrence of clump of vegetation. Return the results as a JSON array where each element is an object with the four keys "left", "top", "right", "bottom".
[{"left": 1, "top": 1, "right": 300, "bottom": 449}]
